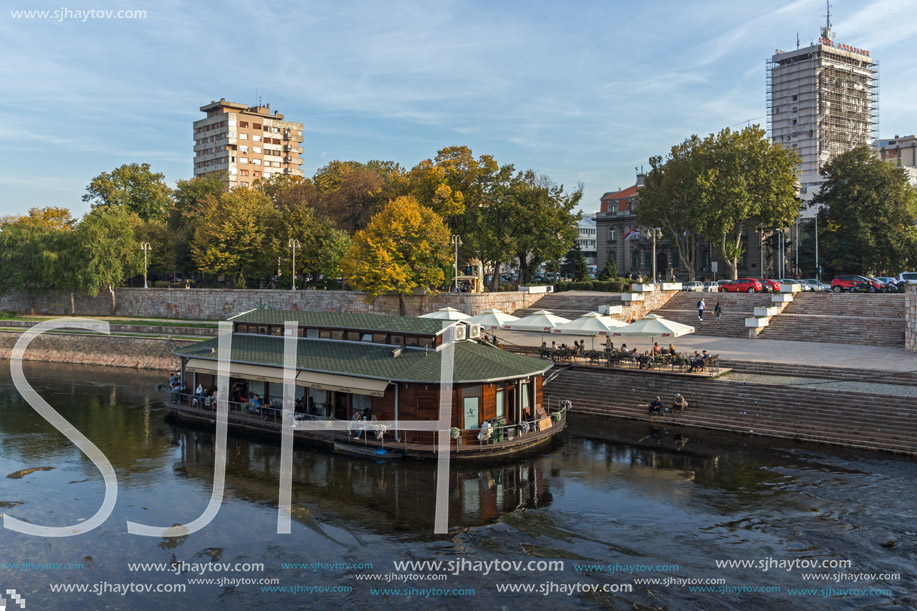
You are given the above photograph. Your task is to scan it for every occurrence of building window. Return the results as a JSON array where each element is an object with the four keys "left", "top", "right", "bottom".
[
  {"left": 240, "top": 133, "right": 248, "bottom": 140},
  {"left": 496, "top": 389, "right": 505, "bottom": 419},
  {"left": 632, "top": 252, "right": 639, "bottom": 270},
  {"left": 240, "top": 121, "right": 248, "bottom": 128},
  {"left": 644, "top": 253, "right": 652, "bottom": 268},
  {"left": 609, "top": 229, "right": 616, "bottom": 240},
  {"left": 253, "top": 135, "right": 261, "bottom": 142}
]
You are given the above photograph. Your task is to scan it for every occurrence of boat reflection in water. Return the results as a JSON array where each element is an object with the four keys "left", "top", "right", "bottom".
[{"left": 169, "top": 424, "right": 555, "bottom": 534}]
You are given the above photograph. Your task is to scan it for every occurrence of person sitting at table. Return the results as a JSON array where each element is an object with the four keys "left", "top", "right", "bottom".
[
  {"left": 620, "top": 343, "right": 628, "bottom": 353},
  {"left": 551, "top": 341, "right": 557, "bottom": 352},
  {"left": 477, "top": 420, "right": 493, "bottom": 443},
  {"left": 349, "top": 411, "right": 362, "bottom": 438},
  {"left": 195, "top": 383, "right": 204, "bottom": 398},
  {"left": 672, "top": 393, "right": 688, "bottom": 412},
  {"left": 668, "top": 343, "right": 676, "bottom": 356},
  {"left": 646, "top": 396, "right": 663, "bottom": 415},
  {"left": 652, "top": 342, "right": 661, "bottom": 355},
  {"left": 688, "top": 351, "right": 703, "bottom": 373},
  {"left": 250, "top": 394, "right": 263, "bottom": 413}
]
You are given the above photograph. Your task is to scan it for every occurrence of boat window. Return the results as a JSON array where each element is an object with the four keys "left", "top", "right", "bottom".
[
  {"left": 330, "top": 330, "right": 345, "bottom": 340},
  {"left": 236, "top": 324, "right": 249, "bottom": 333},
  {"left": 404, "top": 336, "right": 418, "bottom": 347},
  {"left": 297, "top": 327, "right": 306, "bottom": 337},
  {"left": 418, "top": 337, "right": 433, "bottom": 349},
  {"left": 270, "top": 326, "right": 282, "bottom": 336},
  {"left": 372, "top": 333, "right": 388, "bottom": 343},
  {"left": 319, "top": 329, "right": 331, "bottom": 339},
  {"left": 361, "top": 333, "right": 372, "bottom": 342},
  {"left": 306, "top": 328, "right": 319, "bottom": 339},
  {"left": 257, "top": 325, "right": 268, "bottom": 335},
  {"left": 391, "top": 335, "right": 403, "bottom": 345},
  {"left": 496, "top": 389, "right": 505, "bottom": 419},
  {"left": 521, "top": 381, "right": 530, "bottom": 410},
  {"left": 346, "top": 331, "right": 361, "bottom": 341}
]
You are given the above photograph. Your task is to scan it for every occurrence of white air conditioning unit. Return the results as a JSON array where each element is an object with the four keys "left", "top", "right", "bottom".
[
  {"left": 453, "top": 324, "right": 467, "bottom": 341},
  {"left": 468, "top": 324, "right": 482, "bottom": 339}
]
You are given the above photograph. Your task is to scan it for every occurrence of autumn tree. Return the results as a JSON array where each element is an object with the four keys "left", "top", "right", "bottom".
[
  {"left": 342, "top": 196, "right": 451, "bottom": 315},
  {"left": 82, "top": 163, "right": 173, "bottom": 221},
  {"left": 168, "top": 173, "right": 227, "bottom": 274},
  {"left": 814, "top": 146, "right": 917, "bottom": 275},
  {"left": 191, "top": 188, "right": 277, "bottom": 287}
]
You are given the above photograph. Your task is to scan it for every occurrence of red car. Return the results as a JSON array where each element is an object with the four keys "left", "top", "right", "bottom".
[
  {"left": 758, "top": 279, "right": 781, "bottom": 293},
  {"left": 719, "top": 278, "right": 764, "bottom": 293},
  {"left": 831, "top": 275, "right": 883, "bottom": 293}
]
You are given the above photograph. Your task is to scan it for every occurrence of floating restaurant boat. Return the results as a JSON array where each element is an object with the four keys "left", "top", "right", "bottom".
[{"left": 163, "top": 309, "right": 568, "bottom": 459}]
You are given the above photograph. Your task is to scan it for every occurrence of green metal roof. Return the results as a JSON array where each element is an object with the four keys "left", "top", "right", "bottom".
[
  {"left": 231, "top": 309, "right": 446, "bottom": 336},
  {"left": 174, "top": 335, "right": 551, "bottom": 383}
]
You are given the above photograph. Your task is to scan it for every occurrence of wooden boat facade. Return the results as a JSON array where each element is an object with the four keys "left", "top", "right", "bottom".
[{"left": 165, "top": 309, "right": 567, "bottom": 459}]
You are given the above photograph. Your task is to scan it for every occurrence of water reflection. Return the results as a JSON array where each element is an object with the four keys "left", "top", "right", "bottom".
[{"left": 169, "top": 426, "right": 554, "bottom": 534}]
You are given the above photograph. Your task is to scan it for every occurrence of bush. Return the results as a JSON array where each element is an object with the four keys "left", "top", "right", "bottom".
[
  {"left": 610, "top": 280, "right": 625, "bottom": 292},
  {"left": 0, "top": 310, "right": 16, "bottom": 319},
  {"left": 152, "top": 280, "right": 171, "bottom": 288}
]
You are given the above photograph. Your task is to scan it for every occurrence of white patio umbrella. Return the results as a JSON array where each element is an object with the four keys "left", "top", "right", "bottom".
[
  {"left": 553, "top": 312, "right": 628, "bottom": 349},
  {"left": 465, "top": 308, "right": 519, "bottom": 329},
  {"left": 503, "top": 310, "right": 570, "bottom": 334},
  {"left": 610, "top": 313, "right": 695, "bottom": 346},
  {"left": 418, "top": 307, "right": 471, "bottom": 320}
]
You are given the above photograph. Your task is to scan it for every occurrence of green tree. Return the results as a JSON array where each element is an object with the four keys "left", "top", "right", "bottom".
[
  {"left": 637, "top": 126, "right": 799, "bottom": 280},
  {"left": 342, "top": 196, "right": 451, "bottom": 315},
  {"left": 504, "top": 171, "right": 582, "bottom": 284},
  {"left": 562, "top": 242, "right": 589, "bottom": 281},
  {"left": 0, "top": 216, "right": 59, "bottom": 313},
  {"left": 191, "top": 188, "right": 277, "bottom": 287},
  {"left": 316, "top": 229, "right": 353, "bottom": 282},
  {"left": 82, "top": 163, "right": 173, "bottom": 221},
  {"left": 76, "top": 207, "right": 142, "bottom": 314},
  {"left": 698, "top": 126, "right": 800, "bottom": 279},
  {"left": 814, "top": 146, "right": 917, "bottom": 275},
  {"left": 597, "top": 252, "right": 618, "bottom": 280},
  {"left": 170, "top": 173, "right": 227, "bottom": 275}
]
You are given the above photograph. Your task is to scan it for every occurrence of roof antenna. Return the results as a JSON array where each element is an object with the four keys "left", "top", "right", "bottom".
[
  {"left": 796, "top": 32, "right": 800, "bottom": 49},
  {"left": 821, "top": 0, "right": 834, "bottom": 42}
]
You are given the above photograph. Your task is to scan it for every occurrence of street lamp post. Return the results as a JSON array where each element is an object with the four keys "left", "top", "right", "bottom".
[
  {"left": 288, "top": 238, "right": 301, "bottom": 290},
  {"left": 775, "top": 229, "right": 785, "bottom": 279},
  {"left": 451, "top": 235, "right": 462, "bottom": 291},
  {"left": 140, "top": 242, "right": 152, "bottom": 289},
  {"left": 647, "top": 228, "right": 662, "bottom": 283}
]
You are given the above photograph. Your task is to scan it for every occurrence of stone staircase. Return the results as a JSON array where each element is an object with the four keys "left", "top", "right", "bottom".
[
  {"left": 758, "top": 293, "right": 905, "bottom": 346},
  {"left": 719, "top": 359, "right": 917, "bottom": 387},
  {"left": 543, "top": 366, "right": 917, "bottom": 455},
  {"left": 651, "top": 292, "right": 774, "bottom": 338},
  {"left": 512, "top": 291, "right": 622, "bottom": 319}
]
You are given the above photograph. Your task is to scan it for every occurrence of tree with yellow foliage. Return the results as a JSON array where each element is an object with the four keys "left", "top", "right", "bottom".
[{"left": 342, "top": 196, "right": 451, "bottom": 315}]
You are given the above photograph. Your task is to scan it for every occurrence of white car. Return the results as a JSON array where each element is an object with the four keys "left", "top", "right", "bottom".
[
  {"left": 703, "top": 281, "right": 720, "bottom": 292},
  {"left": 801, "top": 279, "right": 831, "bottom": 292},
  {"left": 778, "top": 279, "right": 812, "bottom": 291},
  {"left": 681, "top": 281, "right": 704, "bottom": 292},
  {"left": 899, "top": 272, "right": 917, "bottom": 285}
]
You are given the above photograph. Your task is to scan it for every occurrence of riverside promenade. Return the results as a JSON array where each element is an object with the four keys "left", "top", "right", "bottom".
[{"left": 498, "top": 328, "right": 917, "bottom": 456}]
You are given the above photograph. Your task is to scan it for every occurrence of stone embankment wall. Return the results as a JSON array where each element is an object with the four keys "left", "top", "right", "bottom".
[
  {"left": 0, "top": 289, "right": 546, "bottom": 320},
  {"left": 0, "top": 331, "right": 194, "bottom": 370},
  {"left": 908, "top": 285, "right": 917, "bottom": 352}
]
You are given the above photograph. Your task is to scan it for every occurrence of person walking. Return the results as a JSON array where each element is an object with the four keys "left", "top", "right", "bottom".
[
  {"left": 714, "top": 301, "right": 722, "bottom": 322},
  {"left": 697, "top": 297, "right": 706, "bottom": 321}
]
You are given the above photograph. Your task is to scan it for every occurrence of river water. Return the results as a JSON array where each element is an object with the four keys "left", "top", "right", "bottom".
[{"left": 0, "top": 363, "right": 914, "bottom": 610}]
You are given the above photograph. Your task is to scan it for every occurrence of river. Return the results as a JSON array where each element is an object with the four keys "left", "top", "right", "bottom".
[{"left": 0, "top": 363, "right": 913, "bottom": 610}]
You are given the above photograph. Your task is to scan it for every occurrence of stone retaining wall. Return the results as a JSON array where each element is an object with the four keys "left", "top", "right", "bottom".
[
  {"left": 0, "top": 288, "right": 546, "bottom": 320},
  {"left": 0, "top": 331, "right": 194, "bottom": 370},
  {"left": 908, "top": 285, "right": 917, "bottom": 352}
]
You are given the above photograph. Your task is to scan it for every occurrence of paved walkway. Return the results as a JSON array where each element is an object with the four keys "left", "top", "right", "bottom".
[{"left": 492, "top": 330, "right": 917, "bottom": 373}]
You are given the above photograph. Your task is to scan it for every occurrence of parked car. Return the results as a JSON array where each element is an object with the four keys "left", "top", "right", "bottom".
[
  {"left": 898, "top": 272, "right": 917, "bottom": 285},
  {"left": 716, "top": 279, "right": 731, "bottom": 287},
  {"left": 681, "top": 281, "right": 704, "bottom": 292},
  {"left": 831, "top": 275, "right": 883, "bottom": 293},
  {"left": 778, "top": 279, "right": 811, "bottom": 291},
  {"left": 703, "top": 281, "right": 720, "bottom": 292},
  {"left": 874, "top": 276, "right": 903, "bottom": 292},
  {"left": 752, "top": 279, "right": 781, "bottom": 293},
  {"left": 719, "top": 278, "right": 764, "bottom": 293},
  {"left": 800, "top": 279, "right": 831, "bottom": 292}
]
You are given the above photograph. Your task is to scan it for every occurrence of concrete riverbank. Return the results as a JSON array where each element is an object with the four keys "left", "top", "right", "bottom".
[{"left": 0, "top": 330, "right": 194, "bottom": 371}]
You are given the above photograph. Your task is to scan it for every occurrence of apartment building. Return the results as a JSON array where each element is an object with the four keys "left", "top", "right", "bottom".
[
  {"left": 874, "top": 135, "right": 917, "bottom": 185},
  {"left": 193, "top": 99, "right": 304, "bottom": 188}
]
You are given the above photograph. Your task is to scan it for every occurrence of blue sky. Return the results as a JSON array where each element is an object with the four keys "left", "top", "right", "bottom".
[{"left": 1, "top": 0, "right": 915, "bottom": 218}]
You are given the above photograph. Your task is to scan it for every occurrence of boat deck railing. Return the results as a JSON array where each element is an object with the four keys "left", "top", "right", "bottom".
[{"left": 161, "top": 389, "right": 567, "bottom": 454}]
